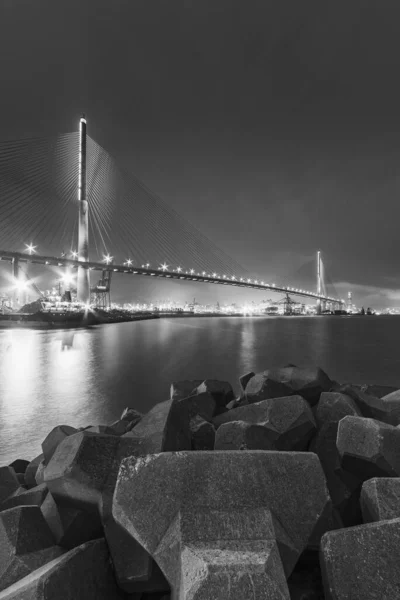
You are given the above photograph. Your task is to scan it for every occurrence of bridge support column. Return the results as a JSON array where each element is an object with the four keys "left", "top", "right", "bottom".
[
  {"left": 316, "top": 250, "right": 322, "bottom": 314},
  {"left": 77, "top": 115, "right": 91, "bottom": 304},
  {"left": 12, "top": 258, "right": 25, "bottom": 308}
]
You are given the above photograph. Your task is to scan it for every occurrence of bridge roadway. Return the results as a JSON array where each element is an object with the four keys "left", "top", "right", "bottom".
[{"left": 0, "top": 249, "right": 342, "bottom": 304}]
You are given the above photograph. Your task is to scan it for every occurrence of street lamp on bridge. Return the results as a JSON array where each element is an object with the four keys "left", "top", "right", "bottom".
[{"left": 24, "top": 243, "right": 37, "bottom": 255}]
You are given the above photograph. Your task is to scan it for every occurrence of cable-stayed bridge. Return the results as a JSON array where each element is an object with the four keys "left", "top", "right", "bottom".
[{"left": 0, "top": 116, "right": 343, "bottom": 310}]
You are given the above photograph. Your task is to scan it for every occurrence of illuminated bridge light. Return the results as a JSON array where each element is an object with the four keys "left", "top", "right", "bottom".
[
  {"left": 255, "top": 280, "right": 258, "bottom": 284},
  {"left": 213, "top": 273, "right": 217, "bottom": 278},
  {"left": 103, "top": 254, "right": 113, "bottom": 265},
  {"left": 247, "top": 278, "right": 251, "bottom": 283},
  {"left": 190, "top": 269, "right": 195, "bottom": 275},
  {"left": 160, "top": 263, "right": 169, "bottom": 272},
  {"left": 71, "top": 250, "right": 78, "bottom": 259},
  {"left": 124, "top": 259, "right": 133, "bottom": 267},
  {"left": 240, "top": 278, "right": 243, "bottom": 282},
  {"left": 25, "top": 243, "right": 37, "bottom": 255},
  {"left": 176, "top": 267, "right": 182, "bottom": 273},
  {"left": 202, "top": 271, "right": 206, "bottom": 276}
]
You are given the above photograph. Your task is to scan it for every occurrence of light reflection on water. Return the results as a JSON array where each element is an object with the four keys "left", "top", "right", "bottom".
[{"left": 1, "top": 316, "right": 400, "bottom": 464}]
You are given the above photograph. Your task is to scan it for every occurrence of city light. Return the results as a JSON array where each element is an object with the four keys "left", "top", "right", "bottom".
[
  {"left": 103, "top": 254, "right": 113, "bottom": 264},
  {"left": 190, "top": 269, "right": 195, "bottom": 275},
  {"left": 62, "top": 273, "right": 74, "bottom": 286},
  {"left": 202, "top": 271, "right": 206, "bottom": 276},
  {"left": 177, "top": 266, "right": 182, "bottom": 273},
  {"left": 213, "top": 273, "right": 217, "bottom": 278},
  {"left": 160, "top": 263, "right": 168, "bottom": 272},
  {"left": 70, "top": 250, "right": 78, "bottom": 259},
  {"left": 124, "top": 259, "right": 133, "bottom": 267},
  {"left": 25, "top": 243, "right": 37, "bottom": 255}
]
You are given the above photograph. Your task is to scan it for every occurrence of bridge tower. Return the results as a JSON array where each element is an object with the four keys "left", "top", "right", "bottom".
[
  {"left": 77, "top": 115, "right": 91, "bottom": 304},
  {"left": 316, "top": 250, "right": 322, "bottom": 314}
]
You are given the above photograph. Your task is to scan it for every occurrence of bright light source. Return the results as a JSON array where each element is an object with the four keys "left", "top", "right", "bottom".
[
  {"left": 177, "top": 267, "right": 182, "bottom": 273},
  {"left": 213, "top": 273, "right": 217, "bottom": 278},
  {"left": 103, "top": 254, "right": 113, "bottom": 265},
  {"left": 14, "top": 280, "right": 27, "bottom": 291},
  {"left": 190, "top": 269, "right": 195, "bottom": 275},
  {"left": 124, "top": 259, "right": 133, "bottom": 267},
  {"left": 71, "top": 250, "right": 78, "bottom": 259},
  {"left": 202, "top": 271, "right": 206, "bottom": 276},
  {"left": 25, "top": 243, "right": 37, "bottom": 255},
  {"left": 160, "top": 263, "right": 168, "bottom": 272},
  {"left": 247, "top": 278, "right": 251, "bottom": 283},
  {"left": 62, "top": 273, "right": 74, "bottom": 285}
]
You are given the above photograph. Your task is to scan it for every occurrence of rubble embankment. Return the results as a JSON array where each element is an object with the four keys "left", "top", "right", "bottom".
[{"left": 1, "top": 366, "right": 400, "bottom": 599}]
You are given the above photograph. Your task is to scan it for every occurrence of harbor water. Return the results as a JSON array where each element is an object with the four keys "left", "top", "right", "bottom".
[{"left": 0, "top": 315, "right": 399, "bottom": 464}]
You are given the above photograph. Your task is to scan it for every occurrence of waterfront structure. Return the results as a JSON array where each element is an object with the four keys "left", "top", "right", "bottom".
[
  {"left": 0, "top": 116, "right": 344, "bottom": 310},
  {"left": 77, "top": 115, "right": 90, "bottom": 304}
]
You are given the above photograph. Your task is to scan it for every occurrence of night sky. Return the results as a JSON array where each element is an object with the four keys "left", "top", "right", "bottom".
[{"left": 1, "top": 0, "right": 400, "bottom": 307}]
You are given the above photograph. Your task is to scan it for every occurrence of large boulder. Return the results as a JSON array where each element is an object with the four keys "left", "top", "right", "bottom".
[
  {"left": 0, "top": 538, "right": 126, "bottom": 599},
  {"left": 320, "top": 518, "right": 400, "bottom": 599},
  {"left": 0, "top": 468, "right": 20, "bottom": 505},
  {"left": 43, "top": 430, "right": 165, "bottom": 593},
  {"left": 24, "top": 455, "right": 45, "bottom": 489},
  {"left": 0, "top": 506, "right": 63, "bottom": 592},
  {"left": 338, "top": 384, "right": 400, "bottom": 426},
  {"left": 43, "top": 431, "right": 143, "bottom": 515},
  {"left": 244, "top": 366, "right": 332, "bottom": 406},
  {"left": 123, "top": 398, "right": 191, "bottom": 453},
  {"left": 315, "top": 392, "right": 361, "bottom": 427},
  {"left": 213, "top": 395, "right": 316, "bottom": 451},
  {"left": 113, "top": 450, "right": 331, "bottom": 588},
  {"left": 0, "top": 484, "right": 62, "bottom": 542},
  {"left": 214, "top": 420, "right": 277, "bottom": 450},
  {"left": 309, "top": 422, "right": 363, "bottom": 527},
  {"left": 189, "top": 415, "right": 215, "bottom": 450},
  {"left": 8, "top": 461, "right": 29, "bottom": 475},
  {"left": 194, "top": 380, "right": 235, "bottom": 409},
  {"left": 176, "top": 391, "right": 217, "bottom": 422},
  {"left": 337, "top": 416, "right": 400, "bottom": 480},
  {"left": 360, "top": 477, "right": 400, "bottom": 523},
  {"left": 170, "top": 380, "right": 203, "bottom": 401},
  {"left": 42, "top": 425, "right": 78, "bottom": 465}
]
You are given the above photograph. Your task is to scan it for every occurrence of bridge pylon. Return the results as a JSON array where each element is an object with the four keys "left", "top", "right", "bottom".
[
  {"left": 316, "top": 250, "right": 322, "bottom": 314},
  {"left": 77, "top": 114, "right": 91, "bottom": 304}
]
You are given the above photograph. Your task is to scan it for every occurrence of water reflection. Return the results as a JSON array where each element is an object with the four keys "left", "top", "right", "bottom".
[{"left": 1, "top": 317, "right": 400, "bottom": 464}]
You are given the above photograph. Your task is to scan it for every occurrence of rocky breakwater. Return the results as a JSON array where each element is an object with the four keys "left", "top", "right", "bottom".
[{"left": 0, "top": 367, "right": 400, "bottom": 599}]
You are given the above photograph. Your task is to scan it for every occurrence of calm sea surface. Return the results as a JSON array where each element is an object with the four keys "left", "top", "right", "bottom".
[{"left": 1, "top": 315, "right": 399, "bottom": 464}]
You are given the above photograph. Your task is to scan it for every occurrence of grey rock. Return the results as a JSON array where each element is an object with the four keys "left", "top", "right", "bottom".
[
  {"left": 170, "top": 380, "right": 203, "bottom": 401},
  {"left": 238, "top": 371, "right": 255, "bottom": 393},
  {"left": 35, "top": 460, "right": 46, "bottom": 486},
  {"left": 309, "top": 422, "right": 363, "bottom": 527},
  {"left": 42, "top": 425, "right": 78, "bottom": 466},
  {"left": 337, "top": 416, "right": 400, "bottom": 480},
  {"left": 213, "top": 395, "right": 316, "bottom": 451},
  {"left": 43, "top": 431, "right": 144, "bottom": 515},
  {"left": 24, "top": 455, "right": 45, "bottom": 489},
  {"left": 120, "top": 407, "right": 143, "bottom": 424},
  {"left": 113, "top": 450, "right": 331, "bottom": 583},
  {"left": 85, "top": 425, "right": 118, "bottom": 435},
  {"left": 8, "top": 461, "right": 29, "bottom": 475},
  {"left": 123, "top": 398, "right": 191, "bottom": 453},
  {"left": 320, "top": 518, "right": 400, "bottom": 599},
  {"left": 361, "top": 383, "right": 399, "bottom": 398},
  {"left": 339, "top": 384, "right": 400, "bottom": 426},
  {"left": 0, "top": 484, "right": 63, "bottom": 545},
  {"left": 194, "top": 379, "right": 235, "bottom": 409},
  {"left": 0, "top": 538, "right": 126, "bottom": 599},
  {"left": 245, "top": 366, "right": 332, "bottom": 406},
  {"left": 0, "top": 505, "right": 63, "bottom": 592},
  {"left": 360, "top": 477, "right": 400, "bottom": 523},
  {"left": 189, "top": 415, "right": 215, "bottom": 450},
  {"left": 176, "top": 391, "right": 217, "bottom": 422},
  {"left": 315, "top": 392, "right": 361, "bottom": 426},
  {"left": 0, "top": 467, "right": 20, "bottom": 504},
  {"left": 214, "top": 420, "right": 277, "bottom": 450}
]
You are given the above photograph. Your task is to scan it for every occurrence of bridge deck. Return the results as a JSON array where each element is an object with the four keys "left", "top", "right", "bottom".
[{"left": 0, "top": 250, "right": 341, "bottom": 303}]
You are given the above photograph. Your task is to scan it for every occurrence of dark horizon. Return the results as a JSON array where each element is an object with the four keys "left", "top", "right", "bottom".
[{"left": 1, "top": 1, "right": 400, "bottom": 307}]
